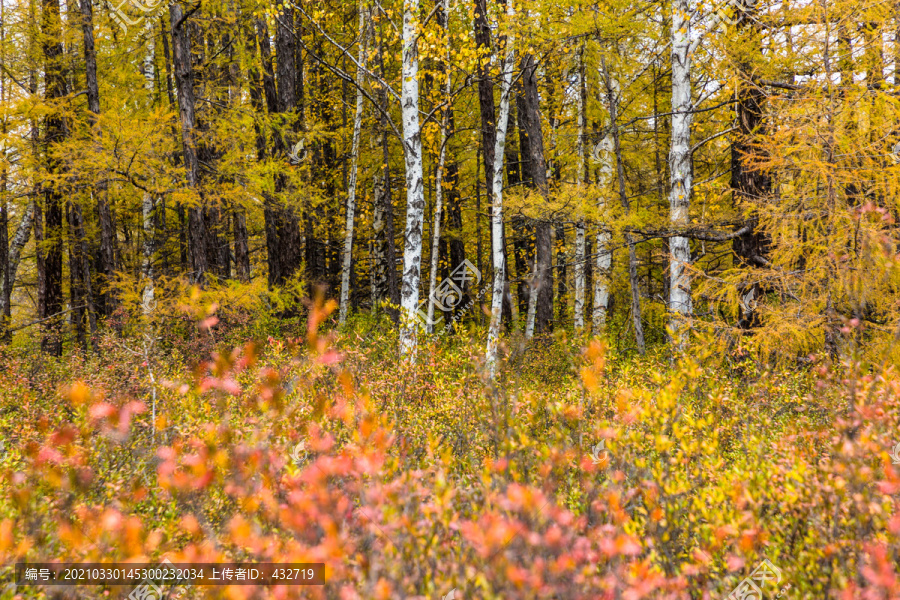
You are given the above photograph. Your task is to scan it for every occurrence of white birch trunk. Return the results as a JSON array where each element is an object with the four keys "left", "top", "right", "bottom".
[
  {"left": 573, "top": 45, "right": 586, "bottom": 332},
  {"left": 398, "top": 0, "right": 426, "bottom": 358},
  {"left": 339, "top": 3, "right": 368, "bottom": 324},
  {"left": 425, "top": 0, "right": 452, "bottom": 334},
  {"left": 524, "top": 258, "right": 537, "bottom": 339},
  {"left": 0, "top": 201, "right": 35, "bottom": 320},
  {"left": 141, "top": 192, "right": 155, "bottom": 313},
  {"left": 485, "top": 0, "right": 516, "bottom": 377},
  {"left": 669, "top": 0, "right": 694, "bottom": 348},
  {"left": 592, "top": 123, "right": 614, "bottom": 333}
]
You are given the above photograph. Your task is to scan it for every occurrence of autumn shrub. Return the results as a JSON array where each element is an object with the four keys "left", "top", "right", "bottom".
[{"left": 1, "top": 303, "right": 899, "bottom": 599}]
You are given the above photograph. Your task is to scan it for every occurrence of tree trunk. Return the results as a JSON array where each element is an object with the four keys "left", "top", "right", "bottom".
[
  {"left": 485, "top": 0, "right": 515, "bottom": 377},
  {"left": 233, "top": 209, "right": 250, "bottom": 281},
  {"left": 731, "top": 4, "right": 770, "bottom": 329},
  {"left": 371, "top": 177, "right": 389, "bottom": 308},
  {"left": 573, "top": 45, "right": 586, "bottom": 332},
  {"left": 373, "top": 17, "right": 401, "bottom": 323},
  {"left": 170, "top": 1, "right": 209, "bottom": 285},
  {"left": 1, "top": 203, "right": 34, "bottom": 340},
  {"left": 40, "top": 0, "right": 66, "bottom": 356},
  {"left": 473, "top": 0, "right": 512, "bottom": 326},
  {"left": 250, "top": 17, "right": 284, "bottom": 288},
  {"left": 601, "top": 58, "right": 644, "bottom": 354},
  {"left": 80, "top": 0, "right": 116, "bottom": 316},
  {"left": 141, "top": 192, "right": 156, "bottom": 311},
  {"left": 518, "top": 53, "right": 553, "bottom": 337},
  {"left": 0, "top": 166, "right": 7, "bottom": 339},
  {"left": 339, "top": 2, "right": 367, "bottom": 324},
  {"left": 425, "top": 0, "right": 455, "bottom": 333},
  {"left": 67, "top": 201, "right": 97, "bottom": 350},
  {"left": 398, "top": 0, "right": 426, "bottom": 358},
  {"left": 668, "top": 0, "right": 694, "bottom": 349},
  {"left": 273, "top": 1, "right": 303, "bottom": 286},
  {"left": 592, "top": 119, "right": 613, "bottom": 332}
]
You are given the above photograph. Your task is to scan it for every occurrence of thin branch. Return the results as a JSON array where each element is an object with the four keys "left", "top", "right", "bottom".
[
  {"left": 291, "top": 6, "right": 399, "bottom": 102},
  {"left": 692, "top": 126, "right": 736, "bottom": 153},
  {"left": 8, "top": 305, "right": 87, "bottom": 334}
]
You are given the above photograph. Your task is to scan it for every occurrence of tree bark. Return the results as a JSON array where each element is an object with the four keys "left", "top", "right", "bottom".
[
  {"left": 80, "top": 0, "right": 116, "bottom": 316},
  {"left": 518, "top": 53, "right": 553, "bottom": 337},
  {"left": 339, "top": 2, "right": 367, "bottom": 324},
  {"left": 1, "top": 203, "right": 34, "bottom": 340},
  {"left": 398, "top": 0, "right": 426, "bottom": 358},
  {"left": 0, "top": 164, "right": 7, "bottom": 339},
  {"left": 170, "top": 1, "right": 209, "bottom": 285},
  {"left": 372, "top": 16, "right": 401, "bottom": 323},
  {"left": 601, "top": 58, "right": 644, "bottom": 354},
  {"left": 40, "top": 0, "right": 66, "bottom": 355},
  {"left": 67, "top": 201, "right": 97, "bottom": 350},
  {"left": 573, "top": 45, "right": 586, "bottom": 332},
  {"left": 668, "top": 0, "right": 694, "bottom": 349},
  {"left": 141, "top": 192, "right": 156, "bottom": 310},
  {"left": 273, "top": 1, "right": 303, "bottom": 286},
  {"left": 425, "top": 0, "right": 456, "bottom": 333},
  {"left": 473, "top": 0, "right": 512, "bottom": 326},
  {"left": 731, "top": 4, "right": 770, "bottom": 329},
  {"left": 485, "top": 0, "right": 515, "bottom": 377}
]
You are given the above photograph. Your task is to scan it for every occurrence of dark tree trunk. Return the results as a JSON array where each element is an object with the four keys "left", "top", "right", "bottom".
[
  {"left": 270, "top": 4, "right": 303, "bottom": 286},
  {"left": 731, "top": 8, "right": 771, "bottom": 329},
  {"left": 79, "top": 0, "right": 116, "bottom": 316},
  {"left": 511, "top": 92, "right": 533, "bottom": 319},
  {"left": 473, "top": 0, "right": 495, "bottom": 199},
  {"left": 0, "top": 169, "right": 7, "bottom": 339},
  {"left": 67, "top": 203, "right": 86, "bottom": 349},
  {"left": 67, "top": 201, "right": 97, "bottom": 349},
  {"left": 373, "top": 17, "right": 400, "bottom": 322},
  {"left": 40, "top": 0, "right": 66, "bottom": 355},
  {"left": 517, "top": 54, "right": 553, "bottom": 334},
  {"left": 170, "top": 1, "right": 209, "bottom": 285},
  {"left": 251, "top": 18, "right": 283, "bottom": 287},
  {"left": 556, "top": 223, "right": 566, "bottom": 322},
  {"left": 161, "top": 16, "right": 188, "bottom": 273},
  {"left": 233, "top": 209, "right": 250, "bottom": 281},
  {"left": 34, "top": 201, "right": 47, "bottom": 344}
]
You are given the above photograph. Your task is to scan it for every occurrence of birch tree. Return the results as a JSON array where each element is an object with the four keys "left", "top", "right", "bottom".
[
  {"left": 601, "top": 57, "right": 644, "bottom": 354},
  {"left": 485, "top": 0, "right": 516, "bottom": 376},
  {"left": 668, "top": 0, "right": 694, "bottom": 348},
  {"left": 338, "top": 2, "right": 368, "bottom": 324},
  {"left": 0, "top": 203, "right": 34, "bottom": 339},
  {"left": 592, "top": 122, "right": 613, "bottom": 332},
  {"left": 398, "top": 0, "right": 426, "bottom": 357},
  {"left": 573, "top": 45, "right": 586, "bottom": 332}
]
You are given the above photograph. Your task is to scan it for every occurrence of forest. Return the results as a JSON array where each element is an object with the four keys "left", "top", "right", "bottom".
[{"left": 1, "top": 0, "right": 900, "bottom": 596}]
